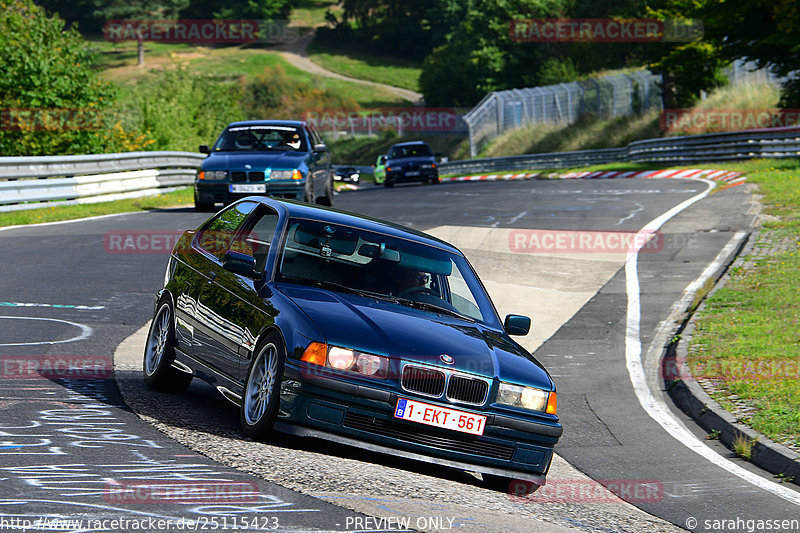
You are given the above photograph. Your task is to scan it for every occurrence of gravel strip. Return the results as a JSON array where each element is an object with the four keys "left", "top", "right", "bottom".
[{"left": 116, "top": 330, "right": 682, "bottom": 533}]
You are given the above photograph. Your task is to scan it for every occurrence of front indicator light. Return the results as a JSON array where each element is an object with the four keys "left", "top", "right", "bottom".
[
  {"left": 546, "top": 392, "right": 557, "bottom": 415},
  {"left": 292, "top": 169, "right": 302, "bottom": 180},
  {"left": 497, "top": 382, "right": 551, "bottom": 413},
  {"left": 198, "top": 171, "right": 205, "bottom": 180},
  {"left": 301, "top": 342, "right": 327, "bottom": 366}
]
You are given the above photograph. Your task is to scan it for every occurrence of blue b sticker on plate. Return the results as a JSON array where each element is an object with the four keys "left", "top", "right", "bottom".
[{"left": 395, "top": 398, "right": 407, "bottom": 418}]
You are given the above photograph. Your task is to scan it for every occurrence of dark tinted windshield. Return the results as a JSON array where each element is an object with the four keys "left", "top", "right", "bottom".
[
  {"left": 389, "top": 144, "right": 433, "bottom": 158},
  {"left": 213, "top": 125, "right": 307, "bottom": 152},
  {"left": 276, "top": 218, "right": 499, "bottom": 325}
]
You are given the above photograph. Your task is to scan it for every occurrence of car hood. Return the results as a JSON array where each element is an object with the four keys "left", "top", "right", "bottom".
[
  {"left": 277, "top": 284, "right": 552, "bottom": 389},
  {"left": 203, "top": 151, "right": 307, "bottom": 170}
]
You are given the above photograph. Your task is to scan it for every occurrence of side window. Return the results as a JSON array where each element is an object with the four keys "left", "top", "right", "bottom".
[
  {"left": 196, "top": 202, "right": 256, "bottom": 260},
  {"left": 308, "top": 126, "right": 322, "bottom": 147},
  {"left": 447, "top": 260, "right": 482, "bottom": 320},
  {"left": 229, "top": 209, "right": 280, "bottom": 273}
]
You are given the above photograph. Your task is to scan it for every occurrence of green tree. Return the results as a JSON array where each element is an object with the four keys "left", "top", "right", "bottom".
[
  {"left": 419, "top": 0, "right": 570, "bottom": 106},
  {"left": 93, "top": 0, "right": 189, "bottom": 66},
  {"left": 0, "top": 0, "right": 144, "bottom": 155},
  {"left": 700, "top": 0, "right": 800, "bottom": 106},
  {"left": 122, "top": 68, "right": 244, "bottom": 151}
]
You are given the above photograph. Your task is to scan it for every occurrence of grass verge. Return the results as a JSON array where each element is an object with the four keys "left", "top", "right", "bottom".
[
  {"left": 307, "top": 39, "right": 422, "bottom": 92},
  {"left": 686, "top": 158, "right": 800, "bottom": 452},
  {"left": 0, "top": 187, "right": 193, "bottom": 228}
]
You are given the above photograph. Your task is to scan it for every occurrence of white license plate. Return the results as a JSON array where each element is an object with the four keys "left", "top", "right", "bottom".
[
  {"left": 229, "top": 184, "right": 266, "bottom": 193},
  {"left": 405, "top": 171, "right": 420, "bottom": 176},
  {"left": 394, "top": 398, "right": 486, "bottom": 436}
]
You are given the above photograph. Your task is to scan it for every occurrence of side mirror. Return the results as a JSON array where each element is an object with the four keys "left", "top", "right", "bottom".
[
  {"left": 223, "top": 251, "right": 257, "bottom": 278},
  {"left": 313, "top": 143, "right": 328, "bottom": 153},
  {"left": 504, "top": 314, "right": 531, "bottom": 336},
  {"left": 199, "top": 145, "right": 210, "bottom": 154},
  {"left": 379, "top": 155, "right": 387, "bottom": 164}
]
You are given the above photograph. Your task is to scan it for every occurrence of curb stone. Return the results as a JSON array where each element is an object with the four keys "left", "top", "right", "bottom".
[{"left": 666, "top": 232, "right": 800, "bottom": 487}]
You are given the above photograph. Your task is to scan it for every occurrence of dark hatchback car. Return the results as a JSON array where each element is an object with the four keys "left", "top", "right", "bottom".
[
  {"left": 194, "top": 120, "right": 333, "bottom": 211},
  {"left": 333, "top": 166, "right": 360, "bottom": 184},
  {"left": 380, "top": 141, "right": 439, "bottom": 187},
  {"left": 144, "top": 197, "right": 561, "bottom": 491}
]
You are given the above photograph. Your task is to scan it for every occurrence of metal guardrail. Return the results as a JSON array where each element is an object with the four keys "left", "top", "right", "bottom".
[
  {"left": 1, "top": 127, "right": 798, "bottom": 212},
  {"left": 440, "top": 127, "right": 800, "bottom": 176},
  {"left": 0, "top": 151, "right": 204, "bottom": 212}
]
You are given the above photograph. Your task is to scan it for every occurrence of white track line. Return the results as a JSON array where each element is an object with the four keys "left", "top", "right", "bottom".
[{"left": 624, "top": 177, "right": 800, "bottom": 506}]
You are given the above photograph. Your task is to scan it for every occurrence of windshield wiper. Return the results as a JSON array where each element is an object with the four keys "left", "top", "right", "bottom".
[
  {"left": 281, "top": 276, "right": 391, "bottom": 300},
  {"left": 395, "top": 298, "right": 474, "bottom": 321}
]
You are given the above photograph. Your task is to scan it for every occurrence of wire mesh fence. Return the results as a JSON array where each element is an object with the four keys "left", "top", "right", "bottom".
[{"left": 463, "top": 71, "right": 663, "bottom": 157}]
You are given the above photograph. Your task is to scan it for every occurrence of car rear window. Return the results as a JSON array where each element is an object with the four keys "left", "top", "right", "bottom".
[{"left": 389, "top": 144, "right": 433, "bottom": 158}]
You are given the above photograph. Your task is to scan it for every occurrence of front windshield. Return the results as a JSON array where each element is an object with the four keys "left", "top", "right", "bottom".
[
  {"left": 389, "top": 144, "right": 433, "bottom": 158},
  {"left": 276, "top": 218, "right": 499, "bottom": 326},
  {"left": 213, "top": 125, "right": 307, "bottom": 152}
]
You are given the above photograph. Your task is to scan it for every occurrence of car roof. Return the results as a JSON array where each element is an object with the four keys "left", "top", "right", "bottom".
[
  {"left": 390, "top": 141, "right": 429, "bottom": 148},
  {"left": 225, "top": 120, "right": 307, "bottom": 128},
  {"left": 244, "top": 197, "right": 461, "bottom": 254}
]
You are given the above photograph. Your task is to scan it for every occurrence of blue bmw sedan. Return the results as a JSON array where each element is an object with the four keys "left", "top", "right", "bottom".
[
  {"left": 194, "top": 120, "right": 333, "bottom": 211},
  {"left": 144, "top": 197, "right": 562, "bottom": 492}
]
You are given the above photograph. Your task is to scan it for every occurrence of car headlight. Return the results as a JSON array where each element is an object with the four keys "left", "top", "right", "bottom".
[
  {"left": 271, "top": 169, "right": 303, "bottom": 180},
  {"left": 199, "top": 170, "right": 227, "bottom": 180},
  {"left": 302, "top": 342, "right": 389, "bottom": 379},
  {"left": 497, "top": 382, "right": 556, "bottom": 414},
  {"left": 421, "top": 164, "right": 435, "bottom": 169}
]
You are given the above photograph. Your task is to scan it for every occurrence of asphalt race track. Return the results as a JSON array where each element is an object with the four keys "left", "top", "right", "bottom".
[{"left": 1, "top": 177, "right": 799, "bottom": 533}]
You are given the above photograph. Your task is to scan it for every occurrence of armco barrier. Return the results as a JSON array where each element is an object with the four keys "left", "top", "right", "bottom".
[
  {"left": 1, "top": 127, "right": 799, "bottom": 211},
  {"left": 0, "top": 151, "right": 204, "bottom": 212},
  {"left": 439, "top": 127, "right": 800, "bottom": 176}
]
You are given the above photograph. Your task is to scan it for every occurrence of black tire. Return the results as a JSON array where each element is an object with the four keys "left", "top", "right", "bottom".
[
  {"left": 143, "top": 301, "right": 193, "bottom": 393},
  {"left": 316, "top": 178, "right": 334, "bottom": 206},
  {"left": 240, "top": 333, "right": 285, "bottom": 439},
  {"left": 430, "top": 177, "right": 440, "bottom": 184},
  {"left": 482, "top": 474, "right": 541, "bottom": 495},
  {"left": 383, "top": 181, "right": 394, "bottom": 188}
]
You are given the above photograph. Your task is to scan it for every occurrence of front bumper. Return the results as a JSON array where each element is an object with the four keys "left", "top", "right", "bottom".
[
  {"left": 279, "top": 363, "right": 560, "bottom": 482},
  {"left": 195, "top": 181, "right": 304, "bottom": 204},
  {"left": 385, "top": 169, "right": 438, "bottom": 183}
]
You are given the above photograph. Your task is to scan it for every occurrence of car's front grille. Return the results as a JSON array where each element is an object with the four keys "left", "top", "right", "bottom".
[
  {"left": 447, "top": 375, "right": 489, "bottom": 405},
  {"left": 248, "top": 172, "right": 265, "bottom": 182},
  {"left": 231, "top": 171, "right": 247, "bottom": 182},
  {"left": 343, "top": 412, "right": 514, "bottom": 460},
  {"left": 402, "top": 365, "right": 445, "bottom": 397}
]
